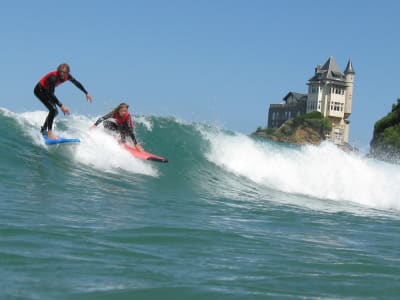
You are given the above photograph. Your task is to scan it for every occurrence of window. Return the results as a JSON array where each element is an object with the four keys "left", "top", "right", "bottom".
[
  {"left": 334, "top": 130, "right": 343, "bottom": 144},
  {"left": 330, "top": 102, "right": 345, "bottom": 112},
  {"left": 330, "top": 85, "right": 345, "bottom": 95},
  {"left": 310, "top": 85, "right": 319, "bottom": 94},
  {"left": 308, "top": 101, "right": 318, "bottom": 111}
]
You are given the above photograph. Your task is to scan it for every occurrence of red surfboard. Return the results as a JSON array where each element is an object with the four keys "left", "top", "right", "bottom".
[{"left": 123, "top": 144, "right": 168, "bottom": 163}]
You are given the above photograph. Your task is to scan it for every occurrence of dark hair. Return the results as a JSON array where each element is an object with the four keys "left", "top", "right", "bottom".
[{"left": 113, "top": 102, "right": 129, "bottom": 114}]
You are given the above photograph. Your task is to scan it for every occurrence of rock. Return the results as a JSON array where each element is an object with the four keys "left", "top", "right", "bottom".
[{"left": 252, "top": 111, "right": 331, "bottom": 145}]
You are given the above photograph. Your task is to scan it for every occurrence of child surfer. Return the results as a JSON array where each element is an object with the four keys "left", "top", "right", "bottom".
[{"left": 91, "top": 103, "right": 144, "bottom": 151}]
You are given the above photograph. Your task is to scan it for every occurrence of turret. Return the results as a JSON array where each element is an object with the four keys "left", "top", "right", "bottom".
[
  {"left": 344, "top": 59, "right": 355, "bottom": 75},
  {"left": 344, "top": 59, "right": 355, "bottom": 115}
]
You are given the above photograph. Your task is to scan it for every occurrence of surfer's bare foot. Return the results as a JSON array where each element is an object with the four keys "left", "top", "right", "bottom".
[{"left": 47, "top": 131, "right": 58, "bottom": 139}]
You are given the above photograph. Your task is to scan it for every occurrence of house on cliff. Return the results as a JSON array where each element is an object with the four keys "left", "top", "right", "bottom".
[{"left": 267, "top": 56, "right": 355, "bottom": 145}]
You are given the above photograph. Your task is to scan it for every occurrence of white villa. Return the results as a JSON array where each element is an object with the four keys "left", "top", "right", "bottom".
[{"left": 268, "top": 56, "right": 355, "bottom": 145}]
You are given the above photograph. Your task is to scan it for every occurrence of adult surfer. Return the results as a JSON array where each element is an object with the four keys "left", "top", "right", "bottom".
[
  {"left": 34, "top": 63, "right": 92, "bottom": 139},
  {"left": 91, "top": 103, "right": 144, "bottom": 151}
]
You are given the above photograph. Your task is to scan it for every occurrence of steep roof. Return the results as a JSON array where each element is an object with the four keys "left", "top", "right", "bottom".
[
  {"left": 309, "top": 56, "right": 346, "bottom": 82},
  {"left": 344, "top": 59, "right": 355, "bottom": 74},
  {"left": 321, "top": 56, "right": 341, "bottom": 73}
]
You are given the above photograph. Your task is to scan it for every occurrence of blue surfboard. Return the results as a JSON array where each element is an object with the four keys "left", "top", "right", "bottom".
[{"left": 43, "top": 134, "right": 80, "bottom": 145}]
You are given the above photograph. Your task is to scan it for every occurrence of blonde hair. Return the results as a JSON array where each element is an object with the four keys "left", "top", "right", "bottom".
[{"left": 113, "top": 103, "right": 129, "bottom": 114}]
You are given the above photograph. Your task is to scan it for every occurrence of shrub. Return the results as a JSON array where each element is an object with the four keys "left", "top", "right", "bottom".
[{"left": 370, "top": 98, "right": 400, "bottom": 162}]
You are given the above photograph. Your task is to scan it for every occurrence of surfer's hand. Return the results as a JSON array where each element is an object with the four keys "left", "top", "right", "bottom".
[
  {"left": 135, "top": 144, "right": 144, "bottom": 152},
  {"left": 86, "top": 93, "right": 92, "bottom": 103},
  {"left": 90, "top": 124, "right": 97, "bottom": 129},
  {"left": 61, "top": 105, "right": 70, "bottom": 115}
]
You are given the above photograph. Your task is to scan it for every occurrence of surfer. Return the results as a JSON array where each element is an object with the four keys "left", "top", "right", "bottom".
[
  {"left": 91, "top": 103, "right": 144, "bottom": 151},
  {"left": 34, "top": 63, "right": 92, "bottom": 139}
]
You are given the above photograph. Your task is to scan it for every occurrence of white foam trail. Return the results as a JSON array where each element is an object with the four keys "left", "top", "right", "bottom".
[
  {"left": 14, "top": 111, "right": 157, "bottom": 177},
  {"left": 203, "top": 129, "right": 400, "bottom": 211}
]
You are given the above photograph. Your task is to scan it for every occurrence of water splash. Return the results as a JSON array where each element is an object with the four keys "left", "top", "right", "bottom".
[
  {"left": 203, "top": 128, "right": 400, "bottom": 211},
  {"left": 13, "top": 110, "right": 158, "bottom": 177}
]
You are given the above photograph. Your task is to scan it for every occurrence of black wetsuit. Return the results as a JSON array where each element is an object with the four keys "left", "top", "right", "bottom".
[
  {"left": 34, "top": 72, "right": 88, "bottom": 133},
  {"left": 94, "top": 112, "right": 138, "bottom": 145}
]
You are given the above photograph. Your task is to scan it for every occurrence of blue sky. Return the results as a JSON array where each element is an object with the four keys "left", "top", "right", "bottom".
[{"left": 1, "top": 0, "right": 399, "bottom": 147}]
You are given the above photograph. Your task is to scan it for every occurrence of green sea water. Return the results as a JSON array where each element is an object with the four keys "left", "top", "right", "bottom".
[{"left": 1, "top": 108, "right": 400, "bottom": 299}]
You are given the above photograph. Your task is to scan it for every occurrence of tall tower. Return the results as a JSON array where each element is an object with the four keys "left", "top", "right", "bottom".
[
  {"left": 344, "top": 59, "right": 355, "bottom": 114},
  {"left": 307, "top": 56, "right": 355, "bottom": 145},
  {"left": 343, "top": 59, "right": 355, "bottom": 143}
]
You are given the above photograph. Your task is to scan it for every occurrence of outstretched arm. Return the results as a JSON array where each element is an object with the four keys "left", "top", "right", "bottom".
[
  {"left": 93, "top": 111, "right": 114, "bottom": 126},
  {"left": 69, "top": 74, "right": 92, "bottom": 102}
]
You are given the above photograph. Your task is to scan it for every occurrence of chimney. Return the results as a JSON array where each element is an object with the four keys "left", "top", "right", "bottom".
[{"left": 314, "top": 64, "right": 321, "bottom": 74}]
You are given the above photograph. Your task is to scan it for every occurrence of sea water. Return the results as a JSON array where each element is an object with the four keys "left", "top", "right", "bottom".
[{"left": 1, "top": 108, "right": 399, "bottom": 299}]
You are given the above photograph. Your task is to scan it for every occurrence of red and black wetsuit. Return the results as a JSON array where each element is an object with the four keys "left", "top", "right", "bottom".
[
  {"left": 34, "top": 71, "right": 88, "bottom": 132},
  {"left": 94, "top": 111, "right": 138, "bottom": 145}
]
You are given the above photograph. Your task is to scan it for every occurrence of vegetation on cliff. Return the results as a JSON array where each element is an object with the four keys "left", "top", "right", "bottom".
[
  {"left": 370, "top": 98, "right": 400, "bottom": 162},
  {"left": 252, "top": 111, "right": 332, "bottom": 145}
]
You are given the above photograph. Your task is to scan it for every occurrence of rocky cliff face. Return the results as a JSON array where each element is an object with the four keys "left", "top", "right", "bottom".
[
  {"left": 370, "top": 99, "right": 400, "bottom": 163},
  {"left": 252, "top": 111, "right": 331, "bottom": 145},
  {"left": 253, "top": 122, "right": 322, "bottom": 145}
]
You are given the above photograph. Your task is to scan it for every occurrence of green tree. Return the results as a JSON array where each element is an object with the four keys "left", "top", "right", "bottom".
[{"left": 370, "top": 98, "right": 400, "bottom": 162}]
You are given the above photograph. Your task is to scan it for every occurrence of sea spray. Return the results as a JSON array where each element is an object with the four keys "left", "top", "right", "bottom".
[
  {"left": 11, "top": 110, "right": 158, "bottom": 177},
  {"left": 202, "top": 127, "right": 400, "bottom": 211}
]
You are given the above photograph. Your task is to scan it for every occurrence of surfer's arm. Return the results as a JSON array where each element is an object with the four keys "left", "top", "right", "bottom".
[
  {"left": 125, "top": 116, "right": 138, "bottom": 145},
  {"left": 128, "top": 118, "right": 144, "bottom": 151},
  {"left": 69, "top": 74, "right": 92, "bottom": 102},
  {"left": 69, "top": 74, "right": 88, "bottom": 95},
  {"left": 94, "top": 111, "right": 113, "bottom": 126},
  {"left": 128, "top": 131, "right": 138, "bottom": 145},
  {"left": 128, "top": 130, "right": 143, "bottom": 151}
]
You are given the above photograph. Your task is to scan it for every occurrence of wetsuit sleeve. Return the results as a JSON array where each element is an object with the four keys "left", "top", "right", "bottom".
[
  {"left": 47, "top": 75, "right": 63, "bottom": 107},
  {"left": 94, "top": 111, "right": 113, "bottom": 126},
  {"left": 69, "top": 74, "right": 89, "bottom": 95},
  {"left": 128, "top": 131, "right": 138, "bottom": 145},
  {"left": 127, "top": 116, "right": 138, "bottom": 145}
]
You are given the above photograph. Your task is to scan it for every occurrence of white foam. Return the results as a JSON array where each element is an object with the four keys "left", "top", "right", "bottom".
[
  {"left": 135, "top": 115, "right": 153, "bottom": 131},
  {"left": 203, "top": 129, "right": 400, "bottom": 211},
  {"left": 14, "top": 110, "right": 157, "bottom": 177}
]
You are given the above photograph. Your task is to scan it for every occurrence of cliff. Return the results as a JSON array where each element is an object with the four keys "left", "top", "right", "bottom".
[
  {"left": 252, "top": 111, "right": 332, "bottom": 145},
  {"left": 370, "top": 98, "right": 400, "bottom": 163}
]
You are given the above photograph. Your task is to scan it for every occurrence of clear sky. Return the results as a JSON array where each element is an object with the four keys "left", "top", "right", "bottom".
[{"left": 1, "top": 0, "right": 399, "bottom": 147}]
